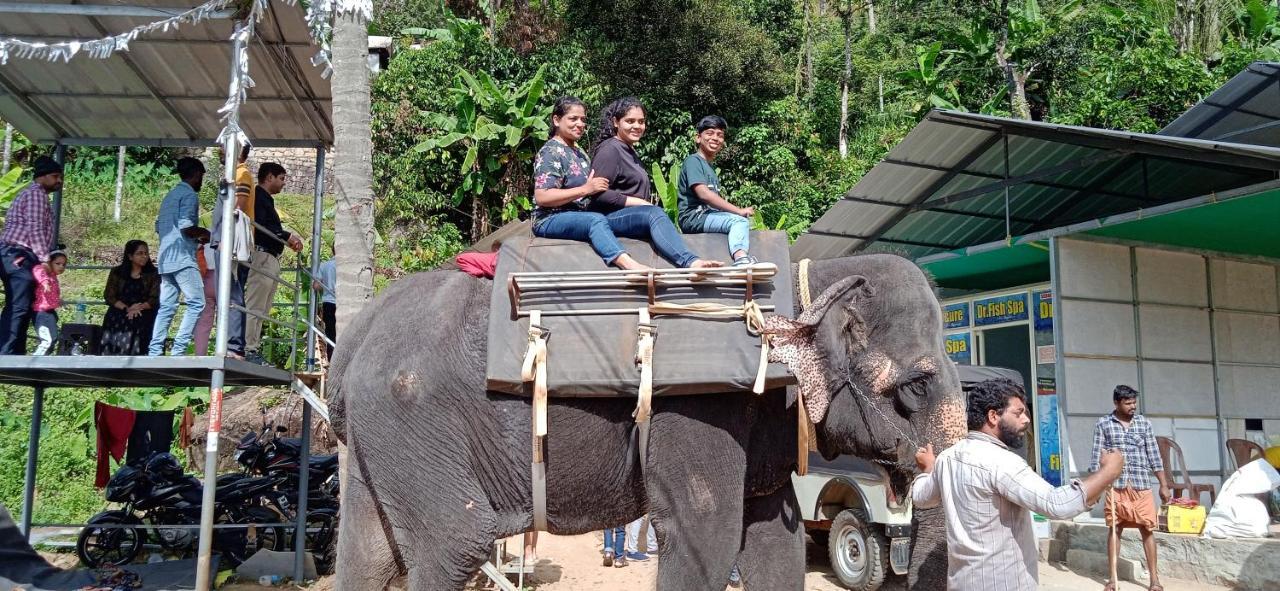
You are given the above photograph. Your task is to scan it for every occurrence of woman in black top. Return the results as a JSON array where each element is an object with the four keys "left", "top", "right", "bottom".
[
  {"left": 531, "top": 96, "right": 720, "bottom": 270},
  {"left": 100, "top": 240, "right": 160, "bottom": 355}
]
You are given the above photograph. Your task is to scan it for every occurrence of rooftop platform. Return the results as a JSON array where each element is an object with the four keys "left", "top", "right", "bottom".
[{"left": 0, "top": 355, "right": 292, "bottom": 388}]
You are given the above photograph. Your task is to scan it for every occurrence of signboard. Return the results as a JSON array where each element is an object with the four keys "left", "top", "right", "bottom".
[
  {"left": 1036, "top": 345, "right": 1056, "bottom": 365},
  {"left": 944, "top": 302, "right": 971, "bottom": 329},
  {"left": 1037, "top": 377, "right": 1062, "bottom": 486},
  {"left": 974, "top": 293, "right": 1029, "bottom": 326},
  {"left": 944, "top": 333, "right": 971, "bottom": 365},
  {"left": 1033, "top": 290, "right": 1054, "bottom": 331}
]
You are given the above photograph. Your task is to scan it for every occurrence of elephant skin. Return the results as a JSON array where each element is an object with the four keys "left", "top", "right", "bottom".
[{"left": 328, "top": 254, "right": 963, "bottom": 590}]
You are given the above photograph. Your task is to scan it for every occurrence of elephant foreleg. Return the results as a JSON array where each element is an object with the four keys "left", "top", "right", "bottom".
[
  {"left": 734, "top": 480, "right": 804, "bottom": 591},
  {"left": 646, "top": 395, "right": 751, "bottom": 591},
  {"left": 336, "top": 439, "right": 401, "bottom": 591}
]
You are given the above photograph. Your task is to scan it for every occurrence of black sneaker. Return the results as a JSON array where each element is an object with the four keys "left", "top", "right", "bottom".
[
  {"left": 245, "top": 351, "right": 267, "bottom": 365},
  {"left": 732, "top": 255, "right": 759, "bottom": 267}
]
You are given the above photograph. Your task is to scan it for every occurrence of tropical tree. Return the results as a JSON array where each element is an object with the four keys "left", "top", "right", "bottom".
[{"left": 332, "top": 8, "right": 377, "bottom": 334}]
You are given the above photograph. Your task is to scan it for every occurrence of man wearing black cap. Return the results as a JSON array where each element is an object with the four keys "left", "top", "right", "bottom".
[{"left": 0, "top": 155, "right": 62, "bottom": 354}]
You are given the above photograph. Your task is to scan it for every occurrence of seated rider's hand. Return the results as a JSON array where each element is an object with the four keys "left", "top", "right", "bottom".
[
  {"left": 584, "top": 169, "right": 609, "bottom": 195},
  {"left": 738, "top": 206, "right": 756, "bottom": 218}
]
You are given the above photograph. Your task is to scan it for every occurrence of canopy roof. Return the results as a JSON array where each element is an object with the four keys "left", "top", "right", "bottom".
[
  {"left": 1160, "top": 61, "right": 1280, "bottom": 146},
  {"left": 0, "top": 1, "right": 332, "bottom": 147},
  {"left": 791, "top": 109, "right": 1280, "bottom": 263}
]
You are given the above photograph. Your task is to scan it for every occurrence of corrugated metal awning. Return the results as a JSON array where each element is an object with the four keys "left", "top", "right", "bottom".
[
  {"left": 792, "top": 109, "right": 1280, "bottom": 261},
  {"left": 1160, "top": 61, "right": 1280, "bottom": 146},
  {"left": 0, "top": 0, "right": 332, "bottom": 147}
]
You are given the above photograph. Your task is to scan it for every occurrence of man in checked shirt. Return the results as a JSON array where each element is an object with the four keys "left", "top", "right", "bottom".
[
  {"left": 1091, "top": 384, "right": 1172, "bottom": 591},
  {"left": 0, "top": 156, "right": 62, "bottom": 354}
]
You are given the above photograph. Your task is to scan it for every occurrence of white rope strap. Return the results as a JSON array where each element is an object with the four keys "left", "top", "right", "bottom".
[
  {"left": 648, "top": 300, "right": 770, "bottom": 394},
  {"left": 795, "top": 258, "right": 814, "bottom": 475},
  {"left": 798, "top": 258, "right": 813, "bottom": 309},
  {"left": 522, "top": 311, "right": 549, "bottom": 532},
  {"left": 634, "top": 308, "right": 656, "bottom": 424}
]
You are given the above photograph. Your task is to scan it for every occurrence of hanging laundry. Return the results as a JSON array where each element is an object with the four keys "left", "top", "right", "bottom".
[
  {"left": 177, "top": 407, "right": 195, "bottom": 450},
  {"left": 94, "top": 402, "right": 135, "bottom": 488},
  {"left": 125, "top": 410, "right": 176, "bottom": 466}
]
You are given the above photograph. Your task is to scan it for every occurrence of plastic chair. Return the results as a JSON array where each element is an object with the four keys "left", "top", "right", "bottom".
[
  {"left": 1225, "top": 438, "right": 1266, "bottom": 472},
  {"left": 1156, "top": 436, "right": 1216, "bottom": 506}
]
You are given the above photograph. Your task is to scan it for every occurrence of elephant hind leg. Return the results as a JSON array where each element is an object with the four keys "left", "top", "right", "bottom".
[
  {"left": 337, "top": 443, "right": 402, "bottom": 590},
  {"left": 734, "top": 480, "right": 805, "bottom": 591}
]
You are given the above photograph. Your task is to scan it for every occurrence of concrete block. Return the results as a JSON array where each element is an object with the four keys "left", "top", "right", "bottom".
[
  {"left": 1138, "top": 305, "right": 1212, "bottom": 361},
  {"left": 1059, "top": 239, "right": 1132, "bottom": 301},
  {"left": 1064, "top": 548, "right": 1146, "bottom": 583},
  {"left": 1039, "top": 538, "right": 1066, "bottom": 563},
  {"left": 1136, "top": 248, "right": 1207, "bottom": 307},
  {"left": 1210, "top": 259, "right": 1278, "bottom": 313},
  {"left": 1061, "top": 300, "right": 1136, "bottom": 357}
]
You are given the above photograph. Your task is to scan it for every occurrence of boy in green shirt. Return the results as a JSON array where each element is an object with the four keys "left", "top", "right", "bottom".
[{"left": 677, "top": 116, "right": 757, "bottom": 266}]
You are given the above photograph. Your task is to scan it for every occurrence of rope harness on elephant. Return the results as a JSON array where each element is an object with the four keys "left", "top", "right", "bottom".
[{"left": 521, "top": 310, "right": 550, "bottom": 532}]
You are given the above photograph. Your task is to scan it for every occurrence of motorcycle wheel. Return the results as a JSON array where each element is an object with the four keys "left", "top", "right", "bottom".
[
  {"left": 217, "top": 506, "right": 286, "bottom": 567},
  {"left": 304, "top": 509, "right": 338, "bottom": 575},
  {"left": 76, "top": 512, "right": 144, "bottom": 568}
]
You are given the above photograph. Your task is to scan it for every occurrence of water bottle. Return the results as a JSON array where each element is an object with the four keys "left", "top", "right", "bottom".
[
  {"left": 258, "top": 575, "right": 283, "bottom": 586},
  {"left": 75, "top": 303, "right": 86, "bottom": 324}
]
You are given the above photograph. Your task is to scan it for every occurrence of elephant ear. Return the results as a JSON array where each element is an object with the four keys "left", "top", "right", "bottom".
[{"left": 767, "top": 275, "right": 874, "bottom": 424}]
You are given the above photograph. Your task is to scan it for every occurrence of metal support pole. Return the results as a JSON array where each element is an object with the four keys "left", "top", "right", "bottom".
[
  {"left": 306, "top": 148, "right": 325, "bottom": 371},
  {"left": 19, "top": 386, "right": 44, "bottom": 539},
  {"left": 293, "top": 147, "right": 325, "bottom": 583},
  {"left": 293, "top": 404, "right": 312, "bottom": 581},
  {"left": 194, "top": 23, "right": 246, "bottom": 590},
  {"left": 50, "top": 144, "right": 65, "bottom": 249},
  {"left": 114, "top": 146, "right": 126, "bottom": 222},
  {"left": 2, "top": 123, "right": 13, "bottom": 174}
]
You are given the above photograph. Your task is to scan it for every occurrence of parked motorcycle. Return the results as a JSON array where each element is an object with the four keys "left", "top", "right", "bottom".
[{"left": 76, "top": 453, "right": 286, "bottom": 568}]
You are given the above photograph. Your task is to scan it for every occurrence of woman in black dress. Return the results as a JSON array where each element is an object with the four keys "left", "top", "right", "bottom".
[{"left": 99, "top": 240, "right": 160, "bottom": 355}]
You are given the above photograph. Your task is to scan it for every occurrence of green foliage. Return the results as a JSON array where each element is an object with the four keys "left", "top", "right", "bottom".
[
  {"left": 413, "top": 64, "right": 550, "bottom": 222},
  {"left": 0, "top": 166, "right": 25, "bottom": 212},
  {"left": 649, "top": 161, "right": 682, "bottom": 225}
]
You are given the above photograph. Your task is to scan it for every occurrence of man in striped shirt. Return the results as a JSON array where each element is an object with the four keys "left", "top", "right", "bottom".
[
  {"left": 0, "top": 156, "right": 62, "bottom": 354},
  {"left": 913, "top": 378, "right": 1124, "bottom": 590},
  {"left": 1091, "top": 385, "right": 1170, "bottom": 591}
]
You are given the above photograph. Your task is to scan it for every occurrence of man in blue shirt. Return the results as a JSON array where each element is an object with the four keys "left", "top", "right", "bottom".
[
  {"left": 148, "top": 158, "right": 210, "bottom": 356},
  {"left": 311, "top": 246, "right": 337, "bottom": 360}
]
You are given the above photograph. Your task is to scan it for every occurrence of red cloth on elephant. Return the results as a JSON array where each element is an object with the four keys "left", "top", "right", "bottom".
[
  {"left": 456, "top": 251, "right": 499, "bottom": 279},
  {"left": 94, "top": 401, "right": 136, "bottom": 487}
]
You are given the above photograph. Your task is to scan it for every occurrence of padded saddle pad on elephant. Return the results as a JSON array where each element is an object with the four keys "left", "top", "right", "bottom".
[{"left": 486, "top": 231, "right": 796, "bottom": 397}]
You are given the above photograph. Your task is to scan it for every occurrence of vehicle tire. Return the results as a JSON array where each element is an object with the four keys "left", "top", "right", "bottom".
[
  {"left": 808, "top": 529, "right": 830, "bottom": 548},
  {"left": 827, "top": 508, "right": 887, "bottom": 591},
  {"left": 304, "top": 509, "right": 338, "bottom": 574},
  {"left": 76, "top": 511, "right": 144, "bottom": 568},
  {"left": 218, "top": 506, "right": 286, "bottom": 567}
]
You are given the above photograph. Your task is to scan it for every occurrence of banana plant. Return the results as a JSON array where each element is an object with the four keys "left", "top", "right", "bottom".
[
  {"left": 414, "top": 64, "right": 551, "bottom": 227},
  {"left": 0, "top": 166, "right": 26, "bottom": 220},
  {"left": 649, "top": 161, "right": 682, "bottom": 225}
]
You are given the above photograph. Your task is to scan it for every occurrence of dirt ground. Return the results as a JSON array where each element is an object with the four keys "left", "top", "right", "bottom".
[{"left": 44, "top": 533, "right": 1228, "bottom": 590}]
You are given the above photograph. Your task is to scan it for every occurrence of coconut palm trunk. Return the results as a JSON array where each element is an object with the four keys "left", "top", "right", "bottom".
[{"left": 331, "top": 10, "right": 376, "bottom": 335}]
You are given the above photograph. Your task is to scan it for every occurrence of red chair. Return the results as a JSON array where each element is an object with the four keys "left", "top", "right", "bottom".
[{"left": 1156, "top": 436, "right": 1216, "bottom": 506}]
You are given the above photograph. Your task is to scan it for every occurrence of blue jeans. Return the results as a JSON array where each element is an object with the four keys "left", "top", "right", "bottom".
[
  {"left": 149, "top": 266, "right": 206, "bottom": 356},
  {"left": 0, "top": 245, "right": 37, "bottom": 354},
  {"left": 534, "top": 206, "right": 699, "bottom": 267},
  {"left": 698, "top": 211, "right": 751, "bottom": 257},
  {"left": 602, "top": 525, "right": 625, "bottom": 556}
]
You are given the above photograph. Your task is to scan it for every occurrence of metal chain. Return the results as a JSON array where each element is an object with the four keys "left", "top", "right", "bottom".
[{"left": 843, "top": 376, "right": 923, "bottom": 471}]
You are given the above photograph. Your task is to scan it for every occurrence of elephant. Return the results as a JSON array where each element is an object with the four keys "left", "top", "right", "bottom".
[{"left": 328, "top": 253, "right": 966, "bottom": 590}]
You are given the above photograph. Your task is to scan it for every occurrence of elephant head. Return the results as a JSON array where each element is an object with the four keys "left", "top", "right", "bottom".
[{"left": 771, "top": 254, "right": 966, "bottom": 491}]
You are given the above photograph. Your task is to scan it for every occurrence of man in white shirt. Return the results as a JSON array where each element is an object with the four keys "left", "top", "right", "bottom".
[{"left": 912, "top": 378, "right": 1124, "bottom": 591}]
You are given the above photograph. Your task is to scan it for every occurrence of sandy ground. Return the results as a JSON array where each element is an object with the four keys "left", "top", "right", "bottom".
[{"left": 42, "top": 532, "right": 1229, "bottom": 590}]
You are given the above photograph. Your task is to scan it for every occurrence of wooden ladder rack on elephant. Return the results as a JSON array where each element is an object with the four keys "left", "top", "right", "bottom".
[{"left": 506, "top": 262, "right": 779, "bottom": 319}]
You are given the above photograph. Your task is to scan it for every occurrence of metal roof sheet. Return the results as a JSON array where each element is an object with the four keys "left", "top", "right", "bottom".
[
  {"left": 0, "top": 1, "right": 332, "bottom": 147},
  {"left": 1160, "top": 61, "right": 1280, "bottom": 146},
  {"left": 792, "top": 108, "right": 1280, "bottom": 261}
]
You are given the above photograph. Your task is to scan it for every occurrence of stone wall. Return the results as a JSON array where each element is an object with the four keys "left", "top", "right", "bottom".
[{"left": 207, "top": 146, "right": 335, "bottom": 196}]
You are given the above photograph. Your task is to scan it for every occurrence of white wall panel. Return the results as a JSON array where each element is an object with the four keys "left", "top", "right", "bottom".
[
  {"left": 1061, "top": 300, "right": 1136, "bottom": 357},
  {"left": 1210, "top": 259, "right": 1278, "bottom": 313},
  {"left": 1059, "top": 239, "right": 1132, "bottom": 301},
  {"left": 1218, "top": 365, "right": 1280, "bottom": 419},
  {"left": 1213, "top": 312, "right": 1280, "bottom": 365},
  {"left": 1064, "top": 357, "right": 1139, "bottom": 415},
  {"left": 1141, "top": 361, "right": 1216, "bottom": 416},
  {"left": 1137, "top": 306, "right": 1213, "bottom": 361},
  {"left": 1136, "top": 248, "right": 1207, "bottom": 306}
]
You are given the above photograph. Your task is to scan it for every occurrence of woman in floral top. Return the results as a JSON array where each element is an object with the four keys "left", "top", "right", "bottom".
[{"left": 532, "top": 96, "right": 720, "bottom": 270}]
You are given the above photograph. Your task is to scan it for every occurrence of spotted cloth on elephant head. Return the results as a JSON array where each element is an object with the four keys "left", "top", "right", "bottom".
[{"left": 764, "top": 275, "right": 873, "bottom": 425}]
